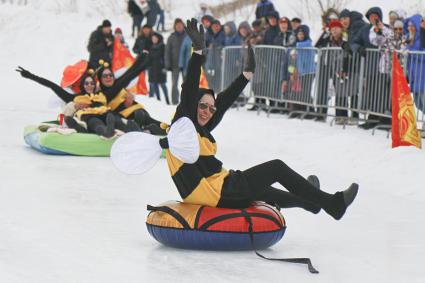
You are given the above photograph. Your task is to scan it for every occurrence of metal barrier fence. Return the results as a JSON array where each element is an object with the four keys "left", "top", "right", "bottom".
[{"left": 218, "top": 45, "right": 425, "bottom": 131}]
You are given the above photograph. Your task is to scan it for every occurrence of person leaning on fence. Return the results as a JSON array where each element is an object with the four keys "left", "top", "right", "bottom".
[
  {"left": 237, "top": 21, "right": 252, "bottom": 44},
  {"left": 251, "top": 19, "right": 265, "bottom": 44},
  {"left": 339, "top": 10, "right": 368, "bottom": 122},
  {"left": 167, "top": 18, "right": 359, "bottom": 220},
  {"left": 224, "top": 21, "right": 241, "bottom": 47},
  {"left": 165, "top": 18, "right": 186, "bottom": 105},
  {"left": 263, "top": 11, "right": 280, "bottom": 45},
  {"left": 273, "top": 16, "right": 296, "bottom": 113},
  {"left": 353, "top": 7, "right": 391, "bottom": 129},
  {"left": 289, "top": 25, "right": 316, "bottom": 119},
  {"left": 404, "top": 14, "right": 425, "bottom": 114},
  {"left": 201, "top": 15, "right": 215, "bottom": 47},
  {"left": 204, "top": 19, "right": 225, "bottom": 92},
  {"left": 316, "top": 20, "right": 353, "bottom": 124}
]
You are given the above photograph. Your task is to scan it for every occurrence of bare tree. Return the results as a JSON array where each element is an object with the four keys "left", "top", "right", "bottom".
[{"left": 291, "top": 0, "right": 352, "bottom": 21}]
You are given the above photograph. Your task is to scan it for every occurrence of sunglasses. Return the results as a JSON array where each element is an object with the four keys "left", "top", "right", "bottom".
[
  {"left": 84, "top": 81, "right": 95, "bottom": 86},
  {"left": 102, "top": 73, "right": 114, "bottom": 78},
  {"left": 198, "top": 102, "right": 217, "bottom": 114}
]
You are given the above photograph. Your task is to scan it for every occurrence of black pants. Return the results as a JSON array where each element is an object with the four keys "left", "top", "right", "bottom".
[
  {"left": 81, "top": 113, "right": 111, "bottom": 136},
  {"left": 242, "top": 160, "right": 333, "bottom": 212}
]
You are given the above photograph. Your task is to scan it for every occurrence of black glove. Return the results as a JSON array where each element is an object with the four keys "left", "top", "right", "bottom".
[
  {"left": 243, "top": 44, "right": 256, "bottom": 73},
  {"left": 16, "top": 66, "right": 33, "bottom": 79},
  {"left": 184, "top": 18, "right": 205, "bottom": 51}
]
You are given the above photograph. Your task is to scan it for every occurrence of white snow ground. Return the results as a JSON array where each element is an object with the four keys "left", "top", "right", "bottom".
[{"left": 1, "top": 2, "right": 425, "bottom": 283}]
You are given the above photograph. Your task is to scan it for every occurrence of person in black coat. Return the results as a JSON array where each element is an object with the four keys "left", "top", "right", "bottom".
[
  {"left": 353, "top": 7, "right": 391, "bottom": 128},
  {"left": 128, "top": 0, "right": 144, "bottom": 38},
  {"left": 263, "top": 11, "right": 280, "bottom": 45},
  {"left": 148, "top": 33, "right": 170, "bottom": 104},
  {"left": 255, "top": 0, "right": 275, "bottom": 21},
  {"left": 133, "top": 24, "right": 153, "bottom": 55},
  {"left": 87, "top": 20, "right": 114, "bottom": 69}
]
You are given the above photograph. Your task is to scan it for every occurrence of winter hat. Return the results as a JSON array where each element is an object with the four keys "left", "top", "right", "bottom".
[
  {"left": 102, "top": 19, "right": 112, "bottom": 28},
  {"left": 211, "top": 19, "right": 221, "bottom": 26},
  {"left": 296, "top": 25, "right": 310, "bottom": 40},
  {"left": 339, "top": 9, "right": 350, "bottom": 19},
  {"left": 115, "top": 27, "right": 122, "bottom": 34},
  {"left": 252, "top": 19, "right": 262, "bottom": 28},
  {"left": 365, "top": 7, "right": 383, "bottom": 21},
  {"left": 394, "top": 20, "right": 404, "bottom": 29},
  {"left": 267, "top": 11, "right": 280, "bottom": 20},
  {"left": 291, "top": 17, "right": 302, "bottom": 24},
  {"left": 142, "top": 24, "right": 152, "bottom": 30},
  {"left": 329, "top": 19, "right": 343, "bottom": 29}
]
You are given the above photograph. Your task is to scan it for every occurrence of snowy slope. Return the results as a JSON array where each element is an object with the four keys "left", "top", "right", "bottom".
[{"left": 1, "top": 2, "right": 425, "bottom": 283}]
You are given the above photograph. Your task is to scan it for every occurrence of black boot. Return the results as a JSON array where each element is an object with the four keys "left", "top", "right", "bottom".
[
  {"left": 134, "top": 109, "right": 149, "bottom": 127},
  {"left": 306, "top": 175, "right": 321, "bottom": 214},
  {"left": 323, "top": 183, "right": 359, "bottom": 220},
  {"left": 103, "top": 113, "right": 116, "bottom": 138},
  {"left": 126, "top": 120, "right": 141, "bottom": 132},
  {"left": 64, "top": 116, "right": 87, "bottom": 133}
]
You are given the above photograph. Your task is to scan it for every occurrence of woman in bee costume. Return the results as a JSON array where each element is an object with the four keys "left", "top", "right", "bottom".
[{"left": 113, "top": 19, "right": 359, "bottom": 220}]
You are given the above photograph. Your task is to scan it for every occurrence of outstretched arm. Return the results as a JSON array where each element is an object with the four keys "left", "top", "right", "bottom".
[
  {"left": 206, "top": 45, "right": 255, "bottom": 131},
  {"left": 104, "top": 53, "right": 149, "bottom": 101},
  {"left": 172, "top": 18, "right": 206, "bottom": 124},
  {"left": 16, "top": 66, "right": 74, "bottom": 103}
]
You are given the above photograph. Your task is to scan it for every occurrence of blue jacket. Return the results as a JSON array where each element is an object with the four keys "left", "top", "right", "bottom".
[
  {"left": 224, "top": 21, "right": 242, "bottom": 46},
  {"left": 295, "top": 25, "right": 316, "bottom": 75},
  {"left": 404, "top": 14, "right": 425, "bottom": 94},
  {"left": 179, "top": 35, "right": 192, "bottom": 75}
]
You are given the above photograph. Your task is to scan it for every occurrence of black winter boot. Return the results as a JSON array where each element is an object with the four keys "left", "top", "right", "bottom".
[
  {"left": 126, "top": 120, "right": 141, "bottom": 132},
  {"left": 324, "top": 183, "right": 359, "bottom": 220},
  {"left": 103, "top": 113, "right": 116, "bottom": 138}
]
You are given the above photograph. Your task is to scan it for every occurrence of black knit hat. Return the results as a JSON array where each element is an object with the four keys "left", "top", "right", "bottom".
[
  {"left": 339, "top": 9, "right": 350, "bottom": 19},
  {"left": 291, "top": 17, "right": 302, "bottom": 23},
  {"left": 102, "top": 19, "right": 112, "bottom": 28}
]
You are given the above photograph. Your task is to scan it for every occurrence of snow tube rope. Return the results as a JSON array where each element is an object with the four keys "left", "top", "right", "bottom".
[
  {"left": 240, "top": 209, "right": 319, "bottom": 274},
  {"left": 147, "top": 203, "right": 318, "bottom": 274}
]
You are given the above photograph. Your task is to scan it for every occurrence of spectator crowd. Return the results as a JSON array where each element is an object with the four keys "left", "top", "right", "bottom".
[{"left": 87, "top": 0, "right": 425, "bottom": 132}]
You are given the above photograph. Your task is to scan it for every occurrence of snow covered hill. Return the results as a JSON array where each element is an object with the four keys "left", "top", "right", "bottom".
[{"left": 1, "top": 1, "right": 425, "bottom": 283}]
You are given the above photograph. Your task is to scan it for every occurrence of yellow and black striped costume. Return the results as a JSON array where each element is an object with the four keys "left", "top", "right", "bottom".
[
  {"left": 73, "top": 93, "right": 110, "bottom": 120},
  {"left": 165, "top": 53, "right": 249, "bottom": 207},
  {"left": 108, "top": 89, "right": 145, "bottom": 118}
]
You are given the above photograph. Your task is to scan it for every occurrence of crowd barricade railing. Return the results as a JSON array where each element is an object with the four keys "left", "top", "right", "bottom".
[
  {"left": 219, "top": 45, "right": 425, "bottom": 135},
  {"left": 204, "top": 46, "right": 223, "bottom": 93},
  {"left": 220, "top": 46, "right": 247, "bottom": 108}
]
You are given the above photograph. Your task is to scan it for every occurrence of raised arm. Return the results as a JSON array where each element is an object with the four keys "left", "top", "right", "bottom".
[
  {"left": 104, "top": 53, "right": 149, "bottom": 101},
  {"left": 16, "top": 66, "right": 74, "bottom": 103},
  {"left": 206, "top": 44, "right": 255, "bottom": 131},
  {"left": 172, "top": 18, "right": 205, "bottom": 124}
]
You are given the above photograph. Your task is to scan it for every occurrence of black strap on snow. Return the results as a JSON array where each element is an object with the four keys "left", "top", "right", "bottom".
[
  {"left": 147, "top": 205, "right": 191, "bottom": 230},
  {"left": 240, "top": 209, "right": 319, "bottom": 274}
]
